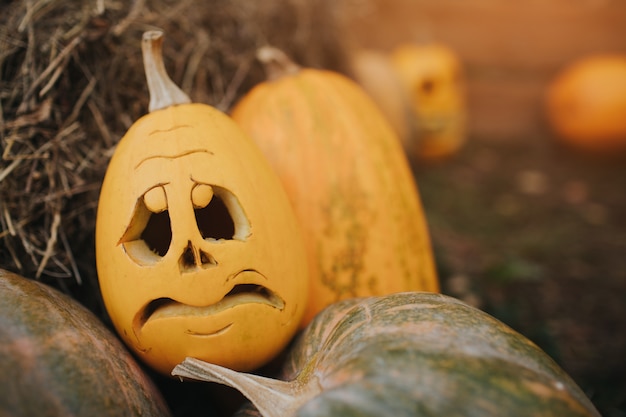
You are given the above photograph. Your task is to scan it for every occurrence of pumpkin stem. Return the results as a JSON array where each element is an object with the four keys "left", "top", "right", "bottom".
[
  {"left": 172, "top": 357, "right": 318, "bottom": 417},
  {"left": 142, "top": 30, "right": 191, "bottom": 112},
  {"left": 256, "top": 46, "right": 301, "bottom": 81}
]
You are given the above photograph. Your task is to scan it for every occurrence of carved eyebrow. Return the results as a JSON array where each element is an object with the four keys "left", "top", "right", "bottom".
[
  {"left": 134, "top": 149, "right": 214, "bottom": 169},
  {"left": 148, "top": 124, "right": 192, "bottom": 136}
]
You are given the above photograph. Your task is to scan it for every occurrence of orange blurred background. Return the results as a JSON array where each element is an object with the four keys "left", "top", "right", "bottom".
[{"left": 343, "top": 0, "right": 626, "bottom": 140}]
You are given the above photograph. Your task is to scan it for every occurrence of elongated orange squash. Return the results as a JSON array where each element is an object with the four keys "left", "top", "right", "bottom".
[{"left": 231, "top": 47, "right": 439, "bottom": 326}]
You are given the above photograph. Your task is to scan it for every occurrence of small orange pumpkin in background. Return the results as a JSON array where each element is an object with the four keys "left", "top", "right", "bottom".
[
  {"left": 96, "top": 32, "right": 308, "bottom": 375},
  {"left": 390, "top": 43, "right": 467, "bottom": 160},
  {"left": 349, "top": 48, "right": 416, "bottom": 152},
  {"left": 544, "top": 54, "right": 626, "bottom": 152},
  {"left": 231, "top": 47, "right": 439, "bottom": 327}
]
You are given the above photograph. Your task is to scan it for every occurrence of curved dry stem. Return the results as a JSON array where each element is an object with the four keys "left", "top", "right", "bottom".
[
  {"left": 256, "top": 46, "right": 301, "bottom": 82},
  {"left": 142, "top": 30, "right": 191, "bottom": 112},
  {"left": 172, "top": 357, "right": 319, "bottom": 417}
]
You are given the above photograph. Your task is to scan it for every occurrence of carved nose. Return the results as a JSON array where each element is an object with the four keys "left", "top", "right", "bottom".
[{"left": 179, "top": 240, "right": 217, "bottom": 273}]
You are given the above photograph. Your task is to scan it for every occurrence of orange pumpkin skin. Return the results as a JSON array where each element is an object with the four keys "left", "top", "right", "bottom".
[
  {"left": 390, "top": 43, "right": 467, "bottom": 160},
  {"left": 0, "top": 269, "right": 171, "bottom": 417},
  {"left": 545, "top": 54, "right": 626, "bottom": 151},
  {"left": 231, "top": 65, "right": 439, "bottom": 327}
]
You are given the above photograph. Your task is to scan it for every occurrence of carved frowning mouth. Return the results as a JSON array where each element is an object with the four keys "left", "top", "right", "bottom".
[{"left": 135, "top": 282, "right": 285, "bottom": 333}]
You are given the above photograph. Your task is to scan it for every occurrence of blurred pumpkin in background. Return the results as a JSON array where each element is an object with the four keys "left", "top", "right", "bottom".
[
  {"left": 544, "top": 54, "right": 626, "bottom": 152},
  {"left": 390, "top": 43, "right": 467, "bottom": 161},
  {"left": 96, "top": 32, "right": 308, "bottom": 376}
]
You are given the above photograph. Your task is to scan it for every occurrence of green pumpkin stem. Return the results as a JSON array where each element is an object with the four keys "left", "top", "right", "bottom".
[
  {"left": 172, "top": 357, "right": 318, "bottom": 417},
  {"left": 142, "top": 30, "right": 191, "bottom": 112},
  {"left": 257, "top": 46, "right": 301, "bottom": 82}
]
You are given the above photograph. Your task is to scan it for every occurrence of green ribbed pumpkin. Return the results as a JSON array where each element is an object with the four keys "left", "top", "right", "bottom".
[
  {"left": 0, "top": 269, "right": 171, "bottom": 417},
  {"left": 174, "top": 292, "right": 600, "bottom": 417}
]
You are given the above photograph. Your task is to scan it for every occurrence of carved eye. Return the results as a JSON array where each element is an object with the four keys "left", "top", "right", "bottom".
[
  {"left": 118, "top": 186, "right": 172, "bottom": 265},
  {"left": 193, "top": 185, "right": 250, "bottom": 241},
  {"left": 191, "top": 183, "right": 213, "bottom": 209},
  {"left": 144, "top": 185, "right": 168, "bottom": 213},
  {"left": 119, "top": 183, "right": 252, "bottom": 267}
]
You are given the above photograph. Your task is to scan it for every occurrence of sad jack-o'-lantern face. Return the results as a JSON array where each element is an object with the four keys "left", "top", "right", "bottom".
[{"left": 95, "top": 32, "right": 307, "bottom": 376}]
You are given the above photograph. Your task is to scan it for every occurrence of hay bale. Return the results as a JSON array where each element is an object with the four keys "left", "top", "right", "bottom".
[{"left": 0, "top": 0, "right": 349, "bottom": 313}]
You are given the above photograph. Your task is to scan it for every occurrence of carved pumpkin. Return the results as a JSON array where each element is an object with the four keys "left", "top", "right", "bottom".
[
  {"left": 231, "top": 47, "right": 439, "bottom": 327},
  {"left": 173, "top": 292, "right": 601, "bottom": 417},
  {"left": 390, "top": 43, "right": 467, "bottom": 160},
  {"left": 96, "top": 32, "right": 308, "bottom": 375},
  {"left": 544, "top": 54, "right": 626, "bottom": 151}
]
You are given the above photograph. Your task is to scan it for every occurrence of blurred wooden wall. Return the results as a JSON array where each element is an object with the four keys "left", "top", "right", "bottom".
[{"left": 343, "top": 0, "right": 626, "bottom": 141}]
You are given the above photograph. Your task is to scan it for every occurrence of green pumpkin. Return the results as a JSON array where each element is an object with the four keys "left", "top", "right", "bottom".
[
  {"left": 174, "top": 292, "right": 600, "bottom": 417},
  {"left": 0, "top": 269, "right": 171, "bottom": 416}
]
